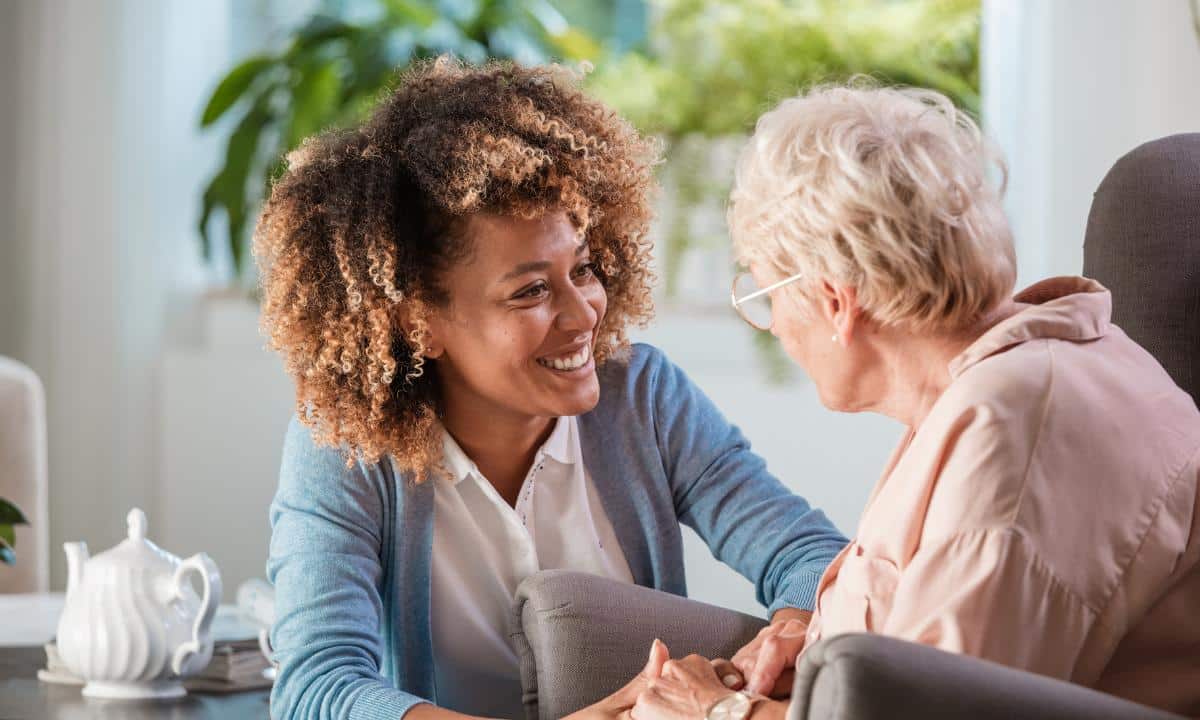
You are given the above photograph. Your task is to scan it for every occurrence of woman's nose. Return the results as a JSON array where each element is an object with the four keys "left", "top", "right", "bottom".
[{"left": 555, "top": 283, "right": 599, "bottom": 333}]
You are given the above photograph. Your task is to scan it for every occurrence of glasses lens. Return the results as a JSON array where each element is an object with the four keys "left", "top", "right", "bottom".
[{"left": 733, "top": 273, "right": 772, "bottom": 330}]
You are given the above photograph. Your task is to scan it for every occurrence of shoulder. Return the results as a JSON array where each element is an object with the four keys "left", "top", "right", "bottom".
[
  {"left": 947, "top": 340, "right": 1054, "bottom": 423},
  {"left": 595, "top": 342, "right": 670, "bottom": 388},
  {"left": 280, "top": 415, "right": 358, "bottom": 483},
  {"left": 591, "top": 342, "right": 702, "bottom": 418},
  {"left": 592, "top": 343, "right": 668, "bottom": 410},
  {"left": 918, "top": 346, "right": 1055, "bottom": 537},
  {"left": 276, "top": 414, "right": 391, "bottom": 515}
]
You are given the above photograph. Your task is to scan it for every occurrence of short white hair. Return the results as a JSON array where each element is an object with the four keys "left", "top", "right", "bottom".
[{"left": 728, "top": 81, "right": 1016, "bottom": 332}]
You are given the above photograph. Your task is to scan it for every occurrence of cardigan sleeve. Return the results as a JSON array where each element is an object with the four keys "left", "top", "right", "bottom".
[
  {"left": 267, "top": 416, "right": 431, "bottom": 720},
  {"left": 644, "top": 346, "right": 849, "bottom": 613}
]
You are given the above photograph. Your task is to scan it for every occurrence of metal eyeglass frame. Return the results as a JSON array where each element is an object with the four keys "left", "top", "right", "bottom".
[{"left": 730, "top": 271, "right": 804, "bottom": 330}]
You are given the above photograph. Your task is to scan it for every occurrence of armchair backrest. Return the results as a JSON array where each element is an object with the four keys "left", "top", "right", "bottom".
[{"left": 1083, "top": 133, "right": 1200, "bottom": 403}]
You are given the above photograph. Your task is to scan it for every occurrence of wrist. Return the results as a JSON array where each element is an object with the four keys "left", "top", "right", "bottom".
[
  {"left": 747, "top": 699, "right": 788, "bottom": 720},
  {"left": 768, "top": 607, "right": 812, "bottom": 626},
  {"left": 705, "top": 691, "right": 775, "bottom": 720}
]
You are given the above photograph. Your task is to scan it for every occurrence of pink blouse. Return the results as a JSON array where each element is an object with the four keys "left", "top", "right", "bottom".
[{"left": 804, "top": 277, "right": 1200, "bottom": 716}]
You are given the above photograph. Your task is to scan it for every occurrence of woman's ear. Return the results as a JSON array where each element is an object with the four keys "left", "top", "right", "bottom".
[
  {"left": 817, "top": 280, "right": 862, "bottom": 346},
  {"left": 396, "top": 302, "right": 445, "bottom": 359}
]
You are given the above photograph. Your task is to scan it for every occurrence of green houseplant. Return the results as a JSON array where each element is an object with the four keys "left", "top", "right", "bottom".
[
  {"left": 584, "top": 0, "right": 980, "bottom": 380},
  {"left": 0, "top": 498, "right": 29, "bottom": 565},
  {"left": 587, "top": 0, "right": 980, "bottom": 298},
  {"left": 198, "top": 0, "right": 605, "bottom": 284}
]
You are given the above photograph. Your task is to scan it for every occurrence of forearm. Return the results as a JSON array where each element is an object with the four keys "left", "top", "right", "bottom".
[{"left": 405, "top": 703, "right": 494, "bottom": 720}]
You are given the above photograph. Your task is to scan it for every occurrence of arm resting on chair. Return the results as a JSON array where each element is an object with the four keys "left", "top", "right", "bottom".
[{"left": 511, "top": 570, "right": 769, "bottom": 720}]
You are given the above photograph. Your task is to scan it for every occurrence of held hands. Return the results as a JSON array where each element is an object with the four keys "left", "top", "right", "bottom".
[
  {"left": 627, "top": 650, "right": 739, "bottom": 720},
  {"left": 564, "top": 638, "right": 669, "bottom": 720},
  {"left": 570, "top": 607, "right": 810, "bottom": 720},
  {"left": 568, "top": 640, "right": 735, "bottom": 720},
  {"left": 727, "top": 608, "right": 811, "bottom": 697}
]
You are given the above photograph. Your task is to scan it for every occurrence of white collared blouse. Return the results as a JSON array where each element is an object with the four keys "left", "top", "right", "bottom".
[{"left": 429, "top": 415, "right": 634, "bottom": 718}]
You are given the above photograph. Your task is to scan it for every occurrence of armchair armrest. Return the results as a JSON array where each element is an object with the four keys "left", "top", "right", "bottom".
[
  {"left": 511, "top": 570, "right": 768, "bottom": 720},
  {"left": 789, "top": 633, "right": 1185, "bottom": 720}
]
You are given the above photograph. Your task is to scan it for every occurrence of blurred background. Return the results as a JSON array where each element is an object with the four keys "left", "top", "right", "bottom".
[{"left": 0, "top": 0, "right": 1197, "bottom": 614}]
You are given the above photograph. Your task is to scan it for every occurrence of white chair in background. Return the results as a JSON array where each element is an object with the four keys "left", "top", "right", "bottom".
[{"left": 0, "top": 356, "right": 49, "bottom": 593}]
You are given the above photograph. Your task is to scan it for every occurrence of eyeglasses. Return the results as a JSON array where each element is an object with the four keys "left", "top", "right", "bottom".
[{"left": 730, "top": 271, "right": 804, "bottom": 330}]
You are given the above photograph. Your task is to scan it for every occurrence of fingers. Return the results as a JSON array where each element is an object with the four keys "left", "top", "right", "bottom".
[
  {"left": 745, "top": 633, "right": 804, "bottom": 696},
  {"left": 767, "top": 667, "right": 796, "bottom": 699},
  {"left": 642, "top": 638, "right": 669, "bottom": 679},
  {"left": 613, "top": 639, "right": 671, "bottom": 707},
  {"left": 661, "top": 654, "right": 719, "bottom": 682},
  {"left": 731, "top": 628, "right": 767, "bottom": 677},
  {"left": 630, "top": 678, "right": 695, "bottom": 720},
  {"left": 709, "top": 658, "right": 744, "bottom": 690}
]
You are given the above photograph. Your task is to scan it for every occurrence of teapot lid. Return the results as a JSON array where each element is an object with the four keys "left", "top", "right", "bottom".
[{"left": 89, "top": 508, "right": 178, "bottom": 573}]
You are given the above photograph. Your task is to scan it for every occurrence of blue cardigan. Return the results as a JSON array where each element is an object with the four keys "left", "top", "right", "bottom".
[{"left": 267, "top": 343, "right": 847, "bottom": 720}]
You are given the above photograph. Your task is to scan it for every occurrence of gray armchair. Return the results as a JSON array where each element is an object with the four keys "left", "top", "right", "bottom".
[
  {"left": 510, "top": 136, "right": 1200, "bottom": 720},
  {"left": 511, "top": 571, "right": 1183, "bottom": 720}
]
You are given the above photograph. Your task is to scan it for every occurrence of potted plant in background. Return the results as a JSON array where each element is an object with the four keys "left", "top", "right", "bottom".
[
  {"left": 198, "top": 0, "right": 612, "bottom": 289},
  {"left": 0, "top": 499, "right": 29, "bottom": 566},
  {"left": 585, "top": 0, "right": 980, "bottom": 379}
]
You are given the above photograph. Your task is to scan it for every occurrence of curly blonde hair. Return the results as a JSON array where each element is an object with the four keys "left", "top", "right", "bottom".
[
  {"left": 728, "top": 81, "right": 1016, "bottom": 333},
  {"left": 254, "top": 58, "right": 658, "bottom": 476}
]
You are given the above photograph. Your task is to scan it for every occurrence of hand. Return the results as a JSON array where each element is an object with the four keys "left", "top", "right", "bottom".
[
  {"left": 629, "top": 654, "right": 733, "bottom": 720},
  {"left": 730, "top": 608, "right": 811, "bottom": 697},
  {"left": 565, "top": 639, "right": 670, "bottom": 720}
]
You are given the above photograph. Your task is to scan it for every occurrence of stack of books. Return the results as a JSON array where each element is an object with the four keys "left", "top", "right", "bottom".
[{"left": 184, "top": 637, "right": 274, "bottom": 693}]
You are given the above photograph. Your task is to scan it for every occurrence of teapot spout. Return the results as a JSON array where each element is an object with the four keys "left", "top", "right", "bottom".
[{"left": 63, "top": 542, "right": 89, "bottom": 599}]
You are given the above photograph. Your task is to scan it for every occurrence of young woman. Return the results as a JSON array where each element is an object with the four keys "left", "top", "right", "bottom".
[{"left": 256, "top": 59, "right": 847, "bottom": 720}]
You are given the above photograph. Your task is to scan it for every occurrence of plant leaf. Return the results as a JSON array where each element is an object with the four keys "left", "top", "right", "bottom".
[
  {"left": 200, "top": 55, "right": 276, "bottom": 127},
  {"left": 0, "top": 499, "right": 28, "bottom": 525},
  {"left": 286, "top": 60, "right": 343, "bottom": 149},
  {"left": 546, "top": 27, "right": 602, "bottom": 61},
  {"left": 288, "top": 15, "right": 356, "bottom": 57},
  {"left": 0, "top": 523, "right": 13, "bottom": 549},
  {"left": 383, "top": 0, "right": 439, "bottom": 27},
  {"left": 198, "top": 97, "right": 274, "bottom": 279}
]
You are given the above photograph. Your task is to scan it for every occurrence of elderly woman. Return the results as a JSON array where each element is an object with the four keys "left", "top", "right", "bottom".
[
  {"left": 257, "top": 59, "right": 847, "bottom": 720},
  {"left": 630, "top": 84, "right": 1200, "bottom": 720}
]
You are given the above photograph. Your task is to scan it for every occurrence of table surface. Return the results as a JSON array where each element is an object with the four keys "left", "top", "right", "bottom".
[
  {"left": 1, "top": 594, "right": 271, "bottom": 719},
  {"left": 0, "top": 645, "right": 271, "bottom": 719}
]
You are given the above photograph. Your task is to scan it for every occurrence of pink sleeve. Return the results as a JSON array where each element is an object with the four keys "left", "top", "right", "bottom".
[{"left": 882, "top": 527, "right": 1096, "bottom": 680}]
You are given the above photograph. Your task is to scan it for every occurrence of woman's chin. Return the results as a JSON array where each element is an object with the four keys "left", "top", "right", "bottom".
[{"left": 536, "top": 370, "right": 601, "bottom": 416}]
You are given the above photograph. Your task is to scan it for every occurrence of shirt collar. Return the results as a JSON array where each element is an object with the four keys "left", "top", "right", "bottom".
[
  {"left": 439, "top": 415, "right": 577, "bottom": 486},
  {"left": 947, "top": 276, "right": 1112, "bottom": 379}
]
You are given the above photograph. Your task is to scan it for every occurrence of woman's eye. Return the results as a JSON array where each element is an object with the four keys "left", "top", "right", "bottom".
[
  {"left": 515, "top": 282, "right": 548, "bottom": 300},
  {"left": 573, "top": 262, "right": 597, "bottom": 279}
]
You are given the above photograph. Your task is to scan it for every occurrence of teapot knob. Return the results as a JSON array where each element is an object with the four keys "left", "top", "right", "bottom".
[{"left": 127, "top": 508, "right": 147, "bottom": 541}]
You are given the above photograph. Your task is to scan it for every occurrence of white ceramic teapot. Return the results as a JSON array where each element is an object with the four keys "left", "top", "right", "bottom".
[{"left": 56, "top": 508, "right": 222, "bottom": 699}]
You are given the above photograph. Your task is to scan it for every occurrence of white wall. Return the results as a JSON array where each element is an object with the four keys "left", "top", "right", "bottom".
[
  {"left": 983, "top": 0, "right": 1200, "bottom": 285},
  {"left": 1, "top": 0, "right": 232, "bottom": 590}
]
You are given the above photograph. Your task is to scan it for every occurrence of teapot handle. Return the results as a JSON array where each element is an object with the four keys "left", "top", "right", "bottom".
[{"left": 170, "top": 552, "right": 223, "bottom": 677}]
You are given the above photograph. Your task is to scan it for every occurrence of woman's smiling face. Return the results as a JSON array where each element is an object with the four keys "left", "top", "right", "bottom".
[{"left": 425, "top": 210, "right": 608, "bottom": 423}]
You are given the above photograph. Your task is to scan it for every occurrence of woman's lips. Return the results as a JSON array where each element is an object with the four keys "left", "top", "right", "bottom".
[{"left": 537, "top": 344, "right": 591, "bottom": 371}]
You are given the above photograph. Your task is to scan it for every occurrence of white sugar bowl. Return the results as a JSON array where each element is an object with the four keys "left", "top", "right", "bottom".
[{"left": 56, "top": 508, "right": 222, "bottom": 699}]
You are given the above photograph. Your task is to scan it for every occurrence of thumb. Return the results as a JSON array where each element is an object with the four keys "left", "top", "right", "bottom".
[{"left": 642, "top": 638, "right": 669, "bottom": 679}]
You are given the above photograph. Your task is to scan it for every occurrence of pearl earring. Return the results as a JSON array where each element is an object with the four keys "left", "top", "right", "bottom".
[{"left": 831, "top": 334, "right": 838, "bottom": 343}]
